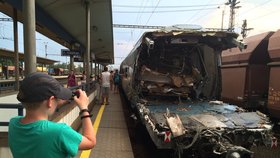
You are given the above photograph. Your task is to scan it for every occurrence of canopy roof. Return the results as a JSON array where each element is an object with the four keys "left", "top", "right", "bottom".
[
  {"left": 0, "top": 0, "right": 114, "bottom": 64},
  {"left": 0, "top": 48, "right": 58, "bottom": 65}
]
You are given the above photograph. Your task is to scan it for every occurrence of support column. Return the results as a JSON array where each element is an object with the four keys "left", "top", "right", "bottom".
[
  {"left": 97, "top": 64, "right": 100, "bottom": 77},
  {"left": 82, "top": 53, "right": 85, "bottom": 72},
  {"left": 90, "top": 60, "right": 93, "bottom": 75},
  {"left": 94, "top": 62, "right": 97, "bottom": 80},
  {"left": 85, "top": 1, "right": 91, "bottom": 84},
  {"left": 13, "top": 8, "right": 19, "bottom": 90},
  {"left": 4, "top": 58, "right": 8, "bottom": 80},
  {"left": 70, "top": 55, "right": 74, "bottom": 71},
  {"left": 23, "top": 0, "right": 36, "bottom": 75}
]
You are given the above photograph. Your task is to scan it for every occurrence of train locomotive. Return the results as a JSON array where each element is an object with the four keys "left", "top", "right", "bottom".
[{"left": 120, "top": 26, "right": 274, "bottom": 158}]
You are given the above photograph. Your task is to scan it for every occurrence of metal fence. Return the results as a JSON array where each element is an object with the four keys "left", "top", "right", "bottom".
[
  {"left": 0, "top": 80, "right": 98, "bottom": 127},
  {"left": 0, "top": 80, "right": 21, "bottom": 93},
  {"left": 0, "top": 104, "right": 23, "bottom": 126}
]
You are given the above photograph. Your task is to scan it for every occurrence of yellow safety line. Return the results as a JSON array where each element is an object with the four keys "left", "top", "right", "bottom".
[{"left": 80, "top": 101, "right": 106, "bottom": 158}]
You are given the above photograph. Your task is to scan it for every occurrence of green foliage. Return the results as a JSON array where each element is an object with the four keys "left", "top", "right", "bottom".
[
  {"left": 48, "top": 62, "right": 69, "bottom": 69},
  {"left": 0, "top": 57, "right": 14, "bottom": 66}
]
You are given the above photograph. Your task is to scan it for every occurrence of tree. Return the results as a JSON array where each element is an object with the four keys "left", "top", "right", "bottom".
[{"left": 48, "top": 62, "right": 70, "bottom": 69}]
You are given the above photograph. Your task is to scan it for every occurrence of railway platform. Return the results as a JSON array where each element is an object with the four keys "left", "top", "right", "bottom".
[{"left": 77, "top": 91, "right": 134, "bottom": 158}]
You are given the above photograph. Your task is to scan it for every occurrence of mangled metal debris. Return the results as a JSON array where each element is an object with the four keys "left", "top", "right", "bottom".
[
  {"left": 165, "top": 108, "right": 186, "bottom": 137},
  {"left": 120, "top": 27, "right": 274, "bottom": 158}
]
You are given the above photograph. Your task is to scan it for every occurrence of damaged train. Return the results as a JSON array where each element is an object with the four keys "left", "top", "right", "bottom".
[{"left": 120, "top": 26, "right": 274, "bottom": 158}]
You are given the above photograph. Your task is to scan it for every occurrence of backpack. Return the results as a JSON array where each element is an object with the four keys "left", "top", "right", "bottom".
[{"left": 114, "top": 74, "right": 120, "bottom": 83}]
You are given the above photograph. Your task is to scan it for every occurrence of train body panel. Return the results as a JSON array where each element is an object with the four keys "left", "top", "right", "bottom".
[
  {"left": 268, "top": 67, "right": 280, "bottom": 119},
  {"left": 268, "top": 29, "right": 280, "bottom": 119},
  {"left": 120, "top": 26, "right": 273, "bottom": 157},
  {"left": 221, "top": 32, "right": 273, "bottom": 109},
  {"left": 220, "top": 29, "right": 280, "bottom": 120}
]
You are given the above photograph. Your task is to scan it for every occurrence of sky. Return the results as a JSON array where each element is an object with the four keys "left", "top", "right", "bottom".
[
  {"left": 0, "top": 13, "right": 69, "bottom": 64},
  {"left": 1, "top": 0, "right": 280, "bottom": 68},
  {"left": 111, "top": 0, "right": 280, "bottom": 67}
]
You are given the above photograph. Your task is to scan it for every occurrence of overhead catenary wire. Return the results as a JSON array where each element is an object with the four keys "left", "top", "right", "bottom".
[
  {"left": 238, "top": 0, "right": 276, "bottom": 25},
  {"left": 113, "top": 3, "right": 222, "bottom": 8},
  {"left": 113, "top": 7, "right": 219, "bottom": 14},
  {"left": 189, "top": 6, "right": 221, "bottom": 25},
  {"left": 133, "top": 0, "right": 149, "bottom": 41},
  {"left": 135, "top": 0, "right": 161, "bottom": 45},
  {"left": 248, "top": 8, "right": 280, "bottom": 22},
  {"left": 240, "top": 0, "right": 273, "bottom": 15},
  {"left": 134, "top": 0, "right": 147, "bottom": 24},
  {"left": 120, "top": 0, "right": 149, "bottom": 57},
  {"left": 186, "top": 0, "right": 214, "bottom": 23}
]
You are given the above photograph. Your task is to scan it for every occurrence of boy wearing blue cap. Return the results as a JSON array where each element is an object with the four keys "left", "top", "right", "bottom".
[{"left": 8, "top": 72, "right": 96, "bottom": 158}]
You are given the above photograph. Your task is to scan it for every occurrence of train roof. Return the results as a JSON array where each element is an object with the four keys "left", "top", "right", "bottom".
[
  {"left": 140, "top": 24, "right": 238, "bottom": 38},
  {"left": 129, "top": 25, "right": 244, "bottom": 54}
]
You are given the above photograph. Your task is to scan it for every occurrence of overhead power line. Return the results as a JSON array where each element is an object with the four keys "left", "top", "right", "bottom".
[
  {"left": 249, "top": 9, "right": 280, "bottom": 22},
  {"left": 145, "top": 0, "right": 161, "bottom": 25},
  {"left": 186, "top": 0, "right": 213, "bottom": 23},
  {"left": 113, "top": 7, "right": 219, "bottom": 13},
  {"left": 113, "top": 4, "right": 222, "bottom": 8},
  {"left": 240, "top": 0, "right": 272, "bottom": 15}
]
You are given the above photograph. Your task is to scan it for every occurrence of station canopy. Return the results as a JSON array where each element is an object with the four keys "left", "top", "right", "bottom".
[
  {"left": 0, "top": 0, "right": 114, "bottom": 64},
  {"left": 0, "top": 48, "right": 58, "bottom": 65}
]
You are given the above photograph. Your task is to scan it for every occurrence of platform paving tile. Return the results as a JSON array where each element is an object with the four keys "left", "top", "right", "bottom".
[
  {"left": 99, "top": 119, "right": 127, "bottom": 129},
  {"left": 90, "top": 150, "right": 134, "bottom": 158},
  {"left": 93, "top": 128, "right": 132, "bottom": 151},
  {"left": 105, "top": 105, "right": 123, "bottom": 112},
  {"left": 101, "top": 111, "right": 126, "bottom": 121},
  {"left": 90, "top": 128, "right": 133, "bottom": 158},
  {"left": 77, "top": 92, "right": 134, "bottom": 158}
]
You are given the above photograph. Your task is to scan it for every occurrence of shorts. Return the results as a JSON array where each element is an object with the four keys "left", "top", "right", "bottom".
[{"left": 101, "top": 87, "right": 109, "bottom": 96}]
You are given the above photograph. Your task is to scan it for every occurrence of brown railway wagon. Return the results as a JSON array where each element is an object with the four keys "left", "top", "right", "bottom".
[
  {"left": 268, "top": 29, "right": 280, "bottom": 119},
  {"left": 221, "top": 32, "right": 274, "bottom": 109}
]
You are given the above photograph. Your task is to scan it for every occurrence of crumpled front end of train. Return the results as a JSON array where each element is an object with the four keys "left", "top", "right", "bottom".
[{"left": 131, "top": 31, "right": 275, "bottom": 157}]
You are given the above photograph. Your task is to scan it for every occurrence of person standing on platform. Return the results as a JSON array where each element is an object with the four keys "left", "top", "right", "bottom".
[
  {"left": 81, "top": 70, "right": 86, "bottom": 84},
  {"left": 67, "top": 70, "right": 77, "bottom": 88},
  {"left": 109, "top": 70, "right": 114, "bottom": 91},
  {"left": 100, "top": 66, "right": 110, "bottom": 105},
  {"left": 113, "top": 69, "right": 120, "bottom": 93},
  {"left": 8, "top": 72, "right": 96, "bottom": 158}
]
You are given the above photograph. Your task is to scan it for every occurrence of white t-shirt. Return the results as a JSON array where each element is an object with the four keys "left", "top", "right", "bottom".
[{"left": 101, "top": 71, "right": 110, "bottom": 87}]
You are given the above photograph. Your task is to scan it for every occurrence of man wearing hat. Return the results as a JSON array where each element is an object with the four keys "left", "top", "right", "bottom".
[{"left": 8, "top": 72, "right": 96, "bottom": 158}]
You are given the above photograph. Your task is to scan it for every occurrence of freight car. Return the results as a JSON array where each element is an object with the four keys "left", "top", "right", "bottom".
[
  {"left": 221, "top": 29, "right": 280, "bottom": 121},
  {"left": 221, "top": 32, "right": 273, "bottom": 110},
  {"left": 267, "top": 30, "right": 280, "bottom": 120},
  {"left": 120, "top": 26, "right": 274, "bottom": 158}
]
